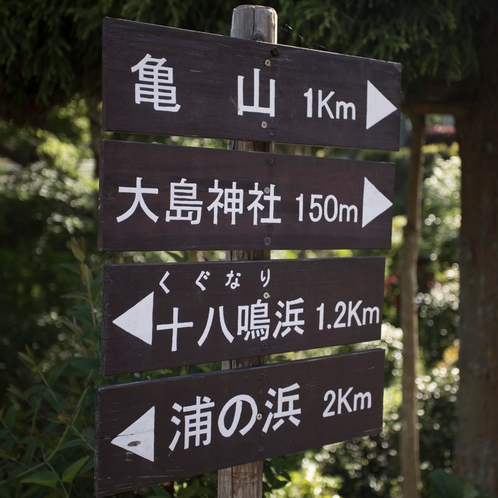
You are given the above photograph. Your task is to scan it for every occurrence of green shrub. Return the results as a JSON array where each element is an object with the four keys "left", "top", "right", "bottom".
[{"left": 0, "top": 239, "right": 99, "bottom": 497}]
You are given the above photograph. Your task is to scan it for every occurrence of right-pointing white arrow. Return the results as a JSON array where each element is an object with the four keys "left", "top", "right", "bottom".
[
  {"left": 111, "top": 407, "right": 155, "bottom": 462},
  {"left": 366, "top": 80, "right": 397, "bottom": 130},
  {"left": 112, "top": 292, "right": 154, "bottom": 345},
  {"left": 362, "top": 177, "right": 393, "bottom": 228}
]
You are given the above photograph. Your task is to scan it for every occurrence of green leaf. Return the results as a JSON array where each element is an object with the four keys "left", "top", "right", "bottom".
[
  {"left": 6, "top": 385, "right": 22, "bottom": 398},
  {"left": 62, "top": 455, "right": 90, "bottom": 483},
  {"left": 3, "top": 406, "right": 16, "bottom": 430},
  {"left": 20, "top": 437, "right": 38, "bottom": 466},
  {"left": 24, "top": 384, "right": 48, "bottom": 397},
  {"left": 71, "top": 357, "right": 100, "bottom": 370},
  {"left": 177, "top": 489, "right": 197, "bottom": 498},
  {"left": 62, "top": 292, "right": 91, "bottom": 302},
  {"left": 82, "top": 325, "right": 101, "bottom": 341},
  {"left": 5, "top": 465, "right": 25, "bottom": 481},
  {"left": 59, "top": 439, "right": 86, "bottom": 451},
  {"left": 272, "top": 479, "right": 288, "bottom": 490},
  {"left": 63, "top": 318, "right": 83, "bottom": 335},
  {"left": 91, "top": 274, "right": 103, "bottom": 291},
  {"left": 0, "top": 483, "right": 12, "bottom": 498},
  {"left": 263, "top": 465, "right": 275, "bottom": 484},
  {"left": 429, "top": 469, "right": 464, "bottom": 498},
  {"left": 167, "top": 251, "right": 188, "bottom": 263},
  {"left": 70, "top": 242, "right": 85, "bottom": 263},
  {"left": 80, "top": 457, "right": 95, "bottom": 474},
  {"left": 463, "top": 482, "right": 480, "bottom": 498},
  {"left": 17, "top": 487, "right": 38, "bottom": 498},
  {"left": 279, "top": 469, "right": 291, "bottom": 482},
  {"left": 72, "top": 303, "right": 93, "bottom": 312},
  {"left": 60, "top": 262, "right": 81, "bottom": 275},
  {"left": 21, "top": 470, "right": 59, "bottom": 488},
  {"left": 70, "top": 309, "right": 93, "bottom": 325},
  {"left": 42, "top": 391, "right": 62, "bottom": 412},
  {"left": 42, "top": 421, "right": 59, "bottom": 435},
  {"left": 18, "top": 352, "right": 35, "bottom": 369},
  {"left": 81, "top": 264, "right": 93, "bottom": 289},
  {"left": 56, "top": 413, "right": 72, "bottom": 424},
  {"left": 0, "top": 447, "right": 16, "bottom": 459},
  {"left": 149, "top": 485, "right": 173, "bottom": 497},
  {"left": 47, "top": 361, "right": 69, "bottom": 387}
]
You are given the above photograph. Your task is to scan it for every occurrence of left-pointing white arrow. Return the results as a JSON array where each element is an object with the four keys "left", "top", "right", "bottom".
[
  {"left": 111, "top": 407, "right": 155, "bottom": 462},
  {"left": 112, "top": 292, "right": 154, "bottom": 345}
]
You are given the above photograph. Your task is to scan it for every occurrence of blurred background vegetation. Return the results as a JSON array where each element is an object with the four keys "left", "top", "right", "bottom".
[
  {"left": 0, "top": 109, "right": 464, "bottom": 497},
  {"left": 1, "top": 0, "right": 497, "bottom": 497}
]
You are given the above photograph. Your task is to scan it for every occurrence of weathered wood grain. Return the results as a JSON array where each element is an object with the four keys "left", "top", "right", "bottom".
[
  {"left": 101, "top": 257, "right": 385, "bottom": 375},
  {"left": 102, "top": 18, "right": 401, "bottom": 150},
  {"left": 95, "top": 349, "right": 385, "bottom": 497},
  {"left": 98, "top": 140, "right": 395, "bottom": 251}
]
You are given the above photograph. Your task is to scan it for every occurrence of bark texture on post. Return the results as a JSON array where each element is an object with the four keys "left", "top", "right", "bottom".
[
  {"left": 218, "top": 6, "right": 276, "bottom": 498},
  {"left": 400, "top": 113, "right": 424, "bottom": 498}
]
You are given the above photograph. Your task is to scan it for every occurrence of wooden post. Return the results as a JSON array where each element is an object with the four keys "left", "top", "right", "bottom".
[{"left": 218, "top": 5, "right": 277, "bottom": 498}]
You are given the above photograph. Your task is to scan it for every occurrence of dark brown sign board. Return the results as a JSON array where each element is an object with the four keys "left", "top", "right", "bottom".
[
  {"left": 103, "top": 18, "right": 401, "bottom": 151},
  {"left": 99, "top": 140, "right": 394, "bottom": 251},
  {"left": 95, "top": 349, "right": 384, "bottom": 497},
  {"left": 102, "top": 257, "right": 385, "bottom": 375}
]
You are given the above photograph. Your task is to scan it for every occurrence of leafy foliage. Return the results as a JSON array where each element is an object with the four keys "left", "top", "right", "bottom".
[
  {"left": 0, "top": 124, "right": 96, "bottom": 394},
  {"left": 417, "top": 146, "right": 461, "bottom": 367},
  {"left": 278, "top": 0, "right": 490, "bottom": 84},
  {"left": 266, "top": 324, "right": 460, "bottom": 498},
  {"left": 0, "top": 1, "right": 488, "bottom": 495},
  {"left": 0, "top": 240, "right": 98, "bottom": 497},
  {"left": 0, "top": 240, "right": 222, "bottom": 497},
  {"left": 264, "top": 143, "right": 462, "bottom": 497},
  {"left": 2, "top": 0, "right": 493, "bottom": 128},
  {"left": 428, "top": 469, "right": 494, "bottom": 498}
]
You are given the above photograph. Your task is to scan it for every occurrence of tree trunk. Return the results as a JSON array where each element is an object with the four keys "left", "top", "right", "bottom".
[
  {"left": 454, "top": 44, "right": 498, "bottom": 493},
  {"left": 400, "top": 113, "right": 424, "bottom": 498}
]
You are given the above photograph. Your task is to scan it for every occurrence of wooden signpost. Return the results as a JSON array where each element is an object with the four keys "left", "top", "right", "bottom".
[
  {"left": 99, "top": 140, "right": 394, "bottom": 251},
  {"left": 96, "top": 5, "right": 399, "bottom": 497},
  {"left": 103, "top": 18, "right": 401, "bottom": 151},
  {"left": 218, "top": 10, "right": 276, "bottom": 497},
  {"left": 101, "top": 257, "right": 385, "bottom": 375},
  {"left": 95, "top": 349, "right": 384, "bottom": 497}
]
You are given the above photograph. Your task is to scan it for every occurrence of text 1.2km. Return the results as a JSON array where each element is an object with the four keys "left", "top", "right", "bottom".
[{"left": 316, "top": 300, "right": 380, "bottom": 330}]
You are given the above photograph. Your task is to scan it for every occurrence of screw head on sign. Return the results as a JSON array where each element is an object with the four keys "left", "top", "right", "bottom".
[
  {"left": 264, "top": 237, "right": 271, "bottom": 245},
  {"left": 261, "top": 121, "right": 267, "bottom": 129},
  {"left": 264, "top": 186, "right": 270, "bottom": 194},
  {"left": 264, "top": 292, "right": 270, "bottom": 299},
  {"left": 257, "top": 413, "right": 263, "bottom": 420},
  {"left": 258, "top": 445, "right": 264, "bottom": 452},
  {"left": 265, "top": 59, "right": 271, "bottom": 67}
]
